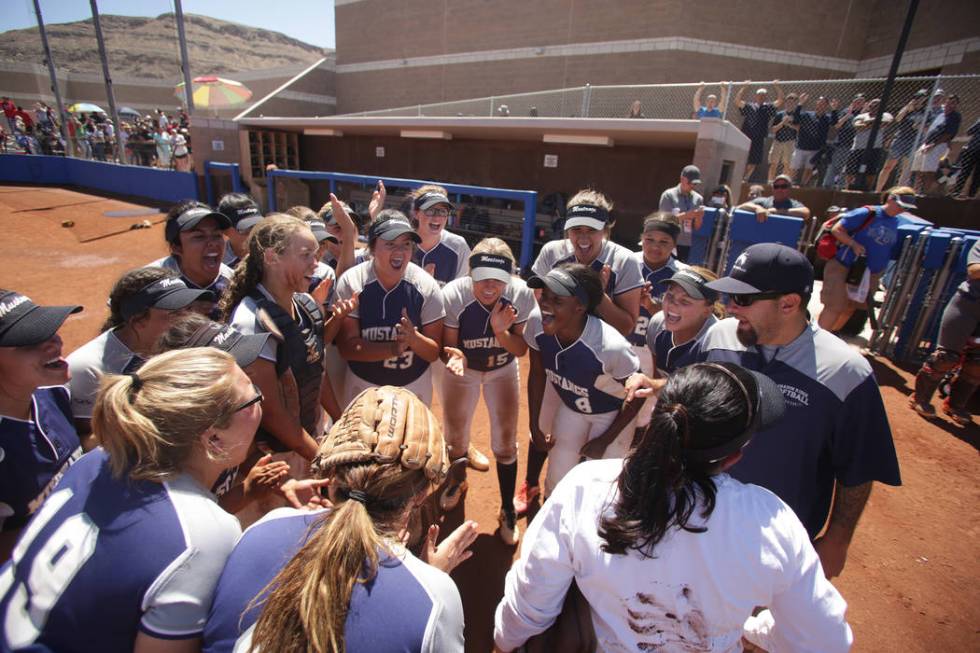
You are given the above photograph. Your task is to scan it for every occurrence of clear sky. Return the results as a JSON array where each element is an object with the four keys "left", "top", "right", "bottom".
[{"left": 3, "top": 0, "right": 336, "bottom": 48}]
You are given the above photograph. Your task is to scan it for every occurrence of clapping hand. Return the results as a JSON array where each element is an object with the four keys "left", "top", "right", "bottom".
[
  {"left": 490, "top": 301, "right": 518, "bottom": 335},
  {"left": 444, "top": 346, "right": 466, "bottom": 376}
]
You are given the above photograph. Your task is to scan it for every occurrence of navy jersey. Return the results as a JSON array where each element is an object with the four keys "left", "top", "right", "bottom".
[
  {"left": 692, "top": 319, "right": 902, "bottom": 538},
  {"left": 628, "top": 253, "right": 686, "bottom": 347},
  {"left": 203, "top": 508, "right": 464, "bottom": 653},
  {"left": 412, "top": 230, "right": 471, "bottom": 287},
  {"left": 532, "top": 240, "right": 643, "bottom": 299},
  {"left": 0, "top": 386, "right": 81, "bottom": 532},
  {"left": 442, "top": 276, "right": 536, "bottom": 371},
  {"left": 524, "top": 311, "right": 639, "bottom": 414},
  {"left": 645, "top": 312, "right": 718, "bottom": 375},
  {"left": 0, "top": 449, "right": 240, "bottom": 652},
  {"left": 335, "top": 261, "right": 445, "bottom": 385}
]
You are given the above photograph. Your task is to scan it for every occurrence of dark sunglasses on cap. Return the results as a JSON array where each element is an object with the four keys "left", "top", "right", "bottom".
[{"left": 730, "top": 291, "right": 785, "bottom": 307}]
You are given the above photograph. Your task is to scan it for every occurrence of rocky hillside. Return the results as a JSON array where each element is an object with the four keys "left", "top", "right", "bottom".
[{"left": 1, "top": 13, "right": 329, "bottom": 78}]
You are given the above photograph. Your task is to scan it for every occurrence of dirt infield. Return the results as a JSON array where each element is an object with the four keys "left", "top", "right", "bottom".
[{"left": 1, "top": 185, "right": 976, "bottom": 652}]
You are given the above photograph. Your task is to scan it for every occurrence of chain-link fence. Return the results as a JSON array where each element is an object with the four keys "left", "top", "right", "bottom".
[{"left": 349, "top": 74, "right": 980, "bottom": 196}]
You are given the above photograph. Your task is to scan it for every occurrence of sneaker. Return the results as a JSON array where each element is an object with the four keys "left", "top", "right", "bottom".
[
  {"left": 512, "top": 481, "right": 540, "bottom": 517},
  {"left": 498, "top": 509, "right": 521, "bottom": 546},
  {"left": 908, "top": 395, "right": 936, "bottom": 418},
  {"left": 466, "top": 445, "right": 491, "bottom": 472},
  {"left": 942, "top": 401, "right": 974, "bottom": 427},
  {"left": 439, "top": 481, "right": 467, "bottom": 512}
]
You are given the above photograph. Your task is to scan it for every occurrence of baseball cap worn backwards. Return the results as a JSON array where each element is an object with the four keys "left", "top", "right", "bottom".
[
  {"left": 0, "top": 291, "right": 82, "bottom": 347},
  {"left": 183, "top": 321, "right": 271, "bottom": 369},
  {"left": 120, "top": 277, "right": 214, "bottom": 321},
  {"left": 165, "top": 206, "right": 232, "bottom": 243},
  {"left": 564, "top": 204, "right": 610, "bottom": 231},
  {"left": 527, "top": 268, "right": 590, "bottom": 306},
  {"left": 706, "top": 243, "right": 813, "bottom": 296},
  {"left": 470, "top": 253, "right": 513, "bottom": 284}
]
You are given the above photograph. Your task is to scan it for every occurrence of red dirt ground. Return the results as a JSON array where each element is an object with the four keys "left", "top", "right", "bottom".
[{"left": 1, "top": 185, "right": 977, "bottom": 652}]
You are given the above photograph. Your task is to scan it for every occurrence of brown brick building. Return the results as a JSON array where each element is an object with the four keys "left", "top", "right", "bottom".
[{"left": 333, "top": 0, "right": 980, "bottom": 114}]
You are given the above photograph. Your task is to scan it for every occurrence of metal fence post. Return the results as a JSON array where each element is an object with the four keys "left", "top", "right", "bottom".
[
  {"left": 580, "top": 83, "right": 592, "bottom": 118},
  {"left": 489, "top": 96, "right": 495, "bottom": 116},
  {"left": 722, "top": 81, "right": 734, "bottom": 121}
]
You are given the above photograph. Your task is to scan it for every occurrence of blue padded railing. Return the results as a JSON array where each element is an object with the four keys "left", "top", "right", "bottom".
[{"left": 722, "top": 210, "right": 806, "bottom": 274}]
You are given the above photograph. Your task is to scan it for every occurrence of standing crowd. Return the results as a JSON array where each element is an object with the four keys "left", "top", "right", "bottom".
[{"left": 2, "top": 166, "right": 975, "bottom": 652}]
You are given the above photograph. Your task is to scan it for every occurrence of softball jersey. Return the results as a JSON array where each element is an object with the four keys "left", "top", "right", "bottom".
[
  {"left": 412, "top": 230, "right": 471, "bottom": 287},
  {"left": 494, "top": 460, "right": 852, "bottom": 653},
  {"left": 645, "top": 312, "right": 719, "bottom": 376},
  {"left": 66, "top": 330, "right": 144, "bottom": 420},
  {"left": 146, "top": 255, "right": 233, "bottom": 319},
  {"left": 335, "top": 261, "right": 445, "bottom": 402},
  {"left": 0, "top": 448, "right": 241, "bottom": 652},
  {"left": 203, "top": 507, "right": 464, "bottom": 653},
  {"left": 0, "top": 386, "right": 81, "bottom": 533},
  {"left": 627, "top": 253, "right": 687, "bottom": 348},
  {"left": 532, "top": 240, "right": 643, "bottom": 299}
]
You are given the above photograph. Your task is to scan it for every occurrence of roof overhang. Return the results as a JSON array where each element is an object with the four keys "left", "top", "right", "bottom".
[{"left": 234, "top": 116, "right": 707, "bottom": 148}]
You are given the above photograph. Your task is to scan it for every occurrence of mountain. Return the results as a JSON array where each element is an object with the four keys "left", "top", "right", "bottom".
[{"left": 0, "top": 13, "right": 330, "bottom": 78}]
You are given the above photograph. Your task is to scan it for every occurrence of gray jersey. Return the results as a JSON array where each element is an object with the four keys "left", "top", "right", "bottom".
[
  {"left": 66, "top": 330, "right": 143, "bottom": 419},
  {"left": 413, "top": 230, "right": 472, "bottom": 287},
  {"left": 532, "top": 240, "right": 643, "bottom": 297}
]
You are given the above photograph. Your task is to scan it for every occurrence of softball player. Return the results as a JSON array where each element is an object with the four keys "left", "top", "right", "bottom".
[
  {"left": 519, "top": 264, "right": 639, "bottom": 507},
  {"left": 0, "top": 291, "right": 82, "bottom": 547},
  {"left": 439, "top": 238, "right": 536, "bottom": 545},
  {"left": 0, "top": 349, "right": 257, "bottom": 653},
  {"left": 629, "top": 213, "right": 686, "bottom": 424},
  {"left": 335, "top": 211, "right": 446, "bottom": 406},
  {"left": 410, "top": 186, "right": 471, "bottom": 286},
  {"left": 531, "top": 189, "right": 643, "bottom": 336},
  {"left": 317, "top": 194, "right": 366, "bottom": 278},
  {"left": 221, "top": 214, "right": 340, "bottom": 461},
  {"left": 217, "top": 192, "right": 263, "bottom": 268},
  {"left": 67, "top": 267, "right": 212, "bottom": 446},
  {"left": 646, "top": 267, "right": 722, "bottom": 376}
]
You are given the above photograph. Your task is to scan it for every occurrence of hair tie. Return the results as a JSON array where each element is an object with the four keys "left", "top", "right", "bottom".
[
  {"left": 128, "top": 373, "right": 143, "bottom": 392},
  {"left": 670, "top": 404, "right": 692, "bottom": 448},
  {"left": 347, "top": 489, "right": 369, "bottom": 505}
]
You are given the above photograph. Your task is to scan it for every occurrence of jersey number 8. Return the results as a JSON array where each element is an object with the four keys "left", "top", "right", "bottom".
[
  {"left": 574, "top": 396, "right": 593, "bottom": 414},
  {"left": 0, "top": 488, "right": 99, "bottom": 649}
]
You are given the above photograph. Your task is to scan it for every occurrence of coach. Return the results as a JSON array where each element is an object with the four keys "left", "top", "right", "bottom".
[{"left": 696, "top": 243, "right": 901, "bottom": 578}]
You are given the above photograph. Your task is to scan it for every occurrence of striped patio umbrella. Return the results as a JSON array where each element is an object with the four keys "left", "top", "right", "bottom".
[
  {"left": 174, "top": 76, "right": 253, "bottom": 108},
  {"left": 67, "top": 102, "right": 106, "bottom": 114}
]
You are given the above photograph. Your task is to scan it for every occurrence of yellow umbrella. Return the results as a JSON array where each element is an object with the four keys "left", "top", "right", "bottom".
[{"left": 174, "top": 76, "right": 253, "bottom": 108}]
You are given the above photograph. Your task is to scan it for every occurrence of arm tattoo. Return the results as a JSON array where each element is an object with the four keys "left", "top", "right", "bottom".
[{"left": 828, "top": 481, "right": 872, "bottom": 538}]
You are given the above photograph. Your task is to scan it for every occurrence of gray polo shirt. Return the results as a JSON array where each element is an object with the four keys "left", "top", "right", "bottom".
[{"left": 659, "top": 185, "right": 704, "bottom": 246}]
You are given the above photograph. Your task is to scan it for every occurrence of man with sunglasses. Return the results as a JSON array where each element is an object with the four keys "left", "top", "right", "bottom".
[
  {"left": 691, "top": 243, "right": 900, "bottom": 580},
  {"left": 736, "top": 174, "right": 811, "bottom": 224}
]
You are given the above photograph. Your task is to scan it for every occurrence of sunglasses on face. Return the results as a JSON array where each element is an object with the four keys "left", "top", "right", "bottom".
[
  {"left": 772, "top": 184, "right": 791, "bottom": 190},
  {"left": 730, "top": 291, "right": 784, "bottom": 307}
]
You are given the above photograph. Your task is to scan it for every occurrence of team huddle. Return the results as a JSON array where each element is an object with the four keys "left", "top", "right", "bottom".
[{"left": 0, "top": 182, "right": 905, "bottom": 652}]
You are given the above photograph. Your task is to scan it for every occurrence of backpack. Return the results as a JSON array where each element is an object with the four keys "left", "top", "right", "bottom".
[{"left": 814, "top": 205, "right": 877, "bottom": 260}]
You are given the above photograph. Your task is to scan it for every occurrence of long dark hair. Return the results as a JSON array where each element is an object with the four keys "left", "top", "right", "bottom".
[
  {"left": 101, "top": 267, "right": 177, "bottom": 333},
  {"left": 599, "top": 363, "right": 755, "bottom": 557}
]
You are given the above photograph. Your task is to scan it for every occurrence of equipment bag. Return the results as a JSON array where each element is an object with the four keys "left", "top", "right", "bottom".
[{"left": 814, "top": 205, "right": 877, "bottom": 260}]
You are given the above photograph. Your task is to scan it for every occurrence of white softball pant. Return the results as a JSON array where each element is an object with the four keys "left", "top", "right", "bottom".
[
  {"left": 441, "top": 359, "right": 520, "bottom": 464},
  {"left": 545, "top": 404, "right": 618, "bottom": 496},
  {"left": 345, "top": 365, "right": 433, "bottom": 407}
]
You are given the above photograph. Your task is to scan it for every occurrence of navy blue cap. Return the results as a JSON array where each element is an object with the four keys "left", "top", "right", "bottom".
[
  {"left": 165, "top": 206, "right": 231, "bottom": 243},
  {"left": 527, "top": 268, "right": 590, "bottom": 306},
  {"left": 0, "top": 291, "right": 82, "bottom": 347},
  {"left": 706, "top": 243, "right": 813, "bottom": 296},
  {"left": 661, "top": 269, "right": 719, "bottom": 302},
  {"left": 368, "top": 218, "right": 421, "bottom": 244}
]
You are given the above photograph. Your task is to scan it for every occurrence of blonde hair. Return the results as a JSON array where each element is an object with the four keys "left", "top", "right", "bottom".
[
  {"left": 219, "top": 214, "right": 312, "bottom": 320},
  {"left": 471, "top": 237, "right": 515, "bottom": 263},
  {"left": 685, "top": 265, "right": 726, "bottom": 318},
  {"left": 249, "top": 461, "right": 432, "bottom": 653},
  {"left": 92, "top": 348, "right": 240, "bottom": 481},
  {"left": 567, "top": 188, "right": 613, "bottom": 213},
  {"left": 285, "top": 205, "right": 317, "bottom": 222},
  {"left": 883, "top": 185, "right": 915, "bottom": 203}
]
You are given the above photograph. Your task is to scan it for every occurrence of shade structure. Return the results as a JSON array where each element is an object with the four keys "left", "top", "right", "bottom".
[
  {"left": 67, "top": 103, "right": 106, "bottom": 114},
  {"left": 118, "top": 106, "right": 142, "bottom": 118},
  {"left": 174, "top": 76, "right": 253, "bottom": 109}
]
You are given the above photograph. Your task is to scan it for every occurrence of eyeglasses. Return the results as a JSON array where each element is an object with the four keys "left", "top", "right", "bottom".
[
  {"left": 423, "top": 208, "right": 450, "bottom": 218},
  {"left": 231, "top": 384, "right": 264, "bottom": 414},
  {"left": 729, "top": 292, "right": 784, "bottom": 307},
  {"left": 772, "top": 184, "right": 791, "bottom": 190}
]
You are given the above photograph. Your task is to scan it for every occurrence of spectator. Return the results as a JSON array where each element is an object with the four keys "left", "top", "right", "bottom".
[
  {"left": 734, "top": 81, "right": 785, "bottom": 181},
  {"left": 768, "top": 93, "right": 800, "bottom": 181},
  {"left": 690, "top": 243, "right": 902, "bottom": 577},
  {"left": 691, "top": 82, "right": 728, "bottom": 118},
  {"left": 0, "top": 96, "right": 16, "bottom": 133},
  {"left": 172, "top": 132, "right": 192, "bottom": 171},
  {"left": 823, "top": 94, "right": 866, "bottom": 188},
  {"left": 746, "top": 183, "right": 765, "bottom": 200},
  {"left": 495, "top": 363, "right": 852, "bottom": 653},
  {"left": 13, "top": 106, "right": 33, "bottom": 133},
  {"left": 911, "top": 94, "right": 962, "bottom": 195},
  {"left": 90, "top": 123, "right": 106, "bottom": 161},
  {"left": 708, "top": 184, "right": 732, "bottom": 210},
  {"left": 103, "top": 119, "right": 115, "bottom": 161},
  {"left": 659, "top": 164, "right": 705, "bottom": 262},
  {"left": 791, "top": 94, "right": 841, "bottom": 186},
  {"left": 736, "top": 174, "right": 812, "bottom": 224},
  {"left": 154, "top": 126, "right": 173, "bottom": 169},
  {"left": 876, "top": 89, "right": 929, "bottom": 192},
  {"left": 817, "top": 187, "right": 917, "bottom": 333},
  {"left": 627, "top": 100, "right": 645, "bottom": 119},
  {"left": 845, "top": 98, "right": 893, "bottom": 189},
  {"left": 950, "top": 118, "right": 980, "bottom": 199},
  {"left": 156, "top": 108, "right": 169, "bottom": 130},
  {"left": 497, "top": 104, "right": 510, "bottom": 117}
]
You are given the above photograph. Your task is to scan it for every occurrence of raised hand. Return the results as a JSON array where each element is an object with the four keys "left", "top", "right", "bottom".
[
  {"left": 600, "top": 264, "right": 612, "bottom": 292},
  {"left": 368, "top": 180, "right": 387, "bottom": 220},
  {"left": 311, "top": 276, "right": 332, "bottom": 307},
  {"left": 639, "top": 281, "right": 658, "bottom": 314},
  {"left": 331, "top": 292, "right": 359, "bottom": 320},
  {"left": 490, "top": 301, "right": 518, "bottom": 335},
  {"left": 422, "top": 521, "right": 479, "bottom": 573}
]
